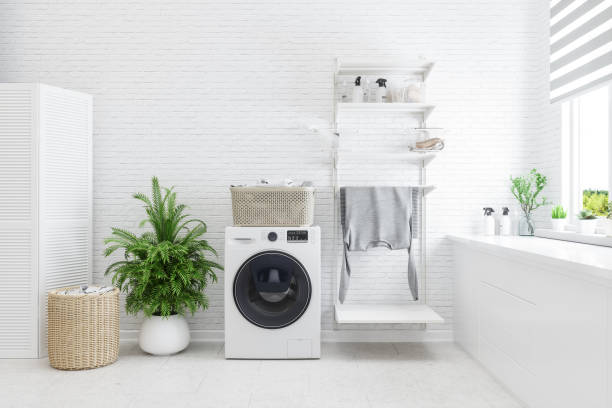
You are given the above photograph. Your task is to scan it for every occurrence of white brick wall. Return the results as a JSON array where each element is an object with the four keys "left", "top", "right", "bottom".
[{"left": 0, "top": 0, "right": 555, "bottom": 340}]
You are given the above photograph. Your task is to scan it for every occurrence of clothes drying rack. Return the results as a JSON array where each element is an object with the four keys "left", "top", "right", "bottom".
[{"left": 332, "top": 57, "right": 444, "bottom": 325}]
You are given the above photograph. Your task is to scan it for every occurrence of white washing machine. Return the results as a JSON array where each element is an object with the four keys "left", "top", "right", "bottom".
[{"left": 224, "top": 226, "right": 320, "bottom": 359}]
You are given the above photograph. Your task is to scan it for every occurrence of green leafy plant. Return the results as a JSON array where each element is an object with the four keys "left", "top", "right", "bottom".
[
  {"left": 583, "top": 189, "right": 609, "bottom": 216},
  {"left": 510, "top": 169, "right": 550, "bottom": 217},
  {"left": 104, "top": 177, "right": 222, "bottom": 318},
  {"left": 551, "top": 205, "right": 567, "bottom": 219},
  {"left": 607, "top": 201, "right": 612, "bottom": 220},
  {"left": 577, "top": 209, "right": 597, "bottom": 220}
]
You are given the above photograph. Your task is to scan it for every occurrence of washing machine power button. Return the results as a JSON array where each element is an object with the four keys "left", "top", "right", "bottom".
[{"left": 267, "top": 232, "right": 278, "bottom": 242}]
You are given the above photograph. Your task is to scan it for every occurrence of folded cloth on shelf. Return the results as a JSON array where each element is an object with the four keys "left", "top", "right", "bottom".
[{"left": 340, "top": 186, "right": 418, "bottom": 303}]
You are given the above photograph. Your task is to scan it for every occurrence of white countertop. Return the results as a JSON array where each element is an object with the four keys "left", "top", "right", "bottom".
[{"left": 447, "top": 234, "right": 612, "bottom": 286}]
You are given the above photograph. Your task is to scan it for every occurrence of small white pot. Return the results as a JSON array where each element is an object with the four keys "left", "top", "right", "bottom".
[
  {"left": 551, "top": 218, "right": 567, "bottom": 232},
  {"left": 605, "top": 219, "right": 612, "bottom": 237},
  {"left": 578, "top": 219, "right": 598, "bottom": 235},
  {"left": 139, "top": 314, "right": 190, "bottom": 355}
]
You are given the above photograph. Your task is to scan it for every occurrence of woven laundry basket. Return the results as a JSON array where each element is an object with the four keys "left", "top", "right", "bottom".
[
  {"left": 230, "top": 186, "right": 315, "bottom": 226},
  {"left": 47, "top": 286, "right": 119, "bottom": 370}
]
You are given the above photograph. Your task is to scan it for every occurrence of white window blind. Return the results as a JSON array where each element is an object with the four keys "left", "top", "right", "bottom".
[{"left": 550, "top": 0, "right": 612, "bottom": 103}]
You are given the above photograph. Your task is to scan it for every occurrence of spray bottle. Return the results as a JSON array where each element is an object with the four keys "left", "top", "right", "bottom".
[
  {"left": 375, "top": 78, "right": 387, "bottom": 103},
  {"left": 500, "top": 207, "right": 512, "bottom": 235},
  {"left": 352, "top": 76, "right": 364, "bottom": 103},
  {"left": 483, "top": 207, "right": 495, "bottom": 235}
]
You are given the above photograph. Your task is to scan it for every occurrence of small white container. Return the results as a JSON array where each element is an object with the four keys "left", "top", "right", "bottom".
[
  {"left": 605, "top": 218, "right": 612, "bottom": 236},
  {"left": 404, "top": 81, "right": 426, "bottom": 103},
  {"left": 578, "top": 219, "right": 598, "bottom": 234},
  {"left": 551, "top": 218, "right": 567, "bottom": 232}
]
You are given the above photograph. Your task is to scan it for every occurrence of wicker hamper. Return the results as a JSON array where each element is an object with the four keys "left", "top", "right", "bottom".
[
  {"left": 47, "top": 286, "right": 119, "bottom": 370},
  {"left": 230, "top": 186, "right": 315, "bottom": 226}
]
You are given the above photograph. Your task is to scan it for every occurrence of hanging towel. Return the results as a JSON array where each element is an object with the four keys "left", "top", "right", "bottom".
[{"left": 339, "top": 186, "right": 418, "bottom": 303}]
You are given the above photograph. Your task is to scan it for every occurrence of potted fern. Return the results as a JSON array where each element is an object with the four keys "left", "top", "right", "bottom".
[
  {"left": 577, "top": 209, "right": 598, "bottom": 234},
  {"left": 510, "top": 169, "right": 550, "bottom": 236},
  {"left": 551, "top": 205, "right": 567, "bottom": 232},
  {"left": 104, "top": 177, "right": 222, "bottom": 355}
]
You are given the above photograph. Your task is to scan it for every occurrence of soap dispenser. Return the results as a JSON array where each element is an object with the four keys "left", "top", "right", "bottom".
[
  {"left": 483, "top": 207, "right": 495, "bottom": 235},
  {"left": 352, "top": 76, "right": 364, "bottom": 103},
  {"left": 500, "top": 207, "right": 512, "bottom": 235},
  {"left": 375, "top": 78, "right": 387, "bottom": 103}
]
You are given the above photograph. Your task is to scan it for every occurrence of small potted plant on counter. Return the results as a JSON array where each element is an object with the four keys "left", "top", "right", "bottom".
[
  {"left": 104, "top": 177, "right": 222, "bottom": 355},
  {"left": 551, "top": 205, "right": 567, "bottom": 232},
  {"left": 577, "top": 209, "right": 598, "bottom": 234},
  {"left": 510, "top": 168, "right": 550, "bottom": 236}
]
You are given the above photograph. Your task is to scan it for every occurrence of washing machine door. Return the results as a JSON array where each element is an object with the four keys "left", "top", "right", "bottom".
[{"left": 233, "top": 250, "right": 311, "bottom": 329}]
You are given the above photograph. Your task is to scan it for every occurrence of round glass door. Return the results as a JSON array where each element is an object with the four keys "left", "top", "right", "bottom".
[{"left": 233, "top": 251, "right": 311, "bottom": 329}]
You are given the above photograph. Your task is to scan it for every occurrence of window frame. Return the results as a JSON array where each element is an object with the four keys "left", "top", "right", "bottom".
[{"left": 561, "top": 84, "right": 612, "bottom": 229}]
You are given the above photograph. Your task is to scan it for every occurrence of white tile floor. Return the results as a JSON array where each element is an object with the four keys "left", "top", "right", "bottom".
[{"left": 0, "top": 342, "right": 523, "bottom": 408}]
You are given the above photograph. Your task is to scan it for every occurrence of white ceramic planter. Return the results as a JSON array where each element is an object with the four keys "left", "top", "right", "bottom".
[
  {"left": 551, "top": 218, "right": 567, "bottom": 232},
  {"left": 578, "top": 219, "right": 598, "bottom": 235},
  {"left": 139, "top": 314, "right": 190, "bottom": 355},
  {"left": 605, "top": 219, "right": 612, "bottom": 236}
]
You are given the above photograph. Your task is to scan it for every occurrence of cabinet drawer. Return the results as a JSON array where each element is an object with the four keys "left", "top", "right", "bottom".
[
  {"left": 479, "top": 281, "right": 536, "bottom": 374},
  {"left": 477, "top": 250, "right": 540, "bottom": 304},
  {"left": 480, "top": 339, "right": 535, "bottom": 407}
]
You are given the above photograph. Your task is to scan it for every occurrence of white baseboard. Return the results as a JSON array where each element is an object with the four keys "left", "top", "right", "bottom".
[{"left": 120, "top": 329, "right": 452, "bottom": 343}]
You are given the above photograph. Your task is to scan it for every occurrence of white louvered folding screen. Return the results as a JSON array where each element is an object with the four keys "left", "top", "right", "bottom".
[
  {"left": 550, "top": 0, "right": 612, "bottom": 103},
  {"left": 0, "top": 86, "right": 38, "bottom": 358},
  {"left": 38, "top": 85, "right": 93, "bottom": 357},
  {"left": 0, "top": 84, "right": 92, "bottom": 358}
]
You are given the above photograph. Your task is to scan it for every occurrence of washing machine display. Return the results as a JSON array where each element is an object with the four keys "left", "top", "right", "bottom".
[{"left": 233, "top": 250, "right": 311, "bottom": 329}]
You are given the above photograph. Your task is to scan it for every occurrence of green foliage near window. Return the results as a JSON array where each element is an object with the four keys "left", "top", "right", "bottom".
[
  {"left": 582, "top": 189, "right": 609, "bottom": 216},
  {"left": 104, "top": 177, "right": 222, "bottom": 318},
  {"left": 510, "top": 169, "right": 550, "bottom": 217},
  {"left": 551, "top": 205, "right": 567, "bottom": 219},
  {"left": 577, "top": 209, "right": 597, "bottom": 220},
  {"left": 608, "top": 201, "right": 612, "bottom": 220}
]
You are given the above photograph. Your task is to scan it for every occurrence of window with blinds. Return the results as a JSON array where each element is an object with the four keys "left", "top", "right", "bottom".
[{"left": 550, "top": 0, "right": 612, "bottom": 103}]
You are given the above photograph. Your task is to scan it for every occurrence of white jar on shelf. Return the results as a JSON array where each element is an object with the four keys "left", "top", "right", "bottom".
[{"left": 404, "top": 81, "right": 426, "bottom": 103}]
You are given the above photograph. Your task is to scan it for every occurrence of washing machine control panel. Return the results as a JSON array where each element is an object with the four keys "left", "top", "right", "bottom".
[{"left": 287, "top": 230, "right": 308, "bottom": 242}]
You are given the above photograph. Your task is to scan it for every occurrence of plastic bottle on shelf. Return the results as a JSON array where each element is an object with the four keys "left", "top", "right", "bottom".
[
  {"left": 499, "top": 207, "right": 512, "bottom": 235},
  {"left": 483, "top": 207, "right": 496, "bottom": 235},
  {"left": 339, "top": 80, "right": 348, "bottom": 102},
  {"left": 352, "top": 76, "right": 364, "bottom": 103},
  {"left": 375, "top": 78, "right": 387, "bottom": 103}
]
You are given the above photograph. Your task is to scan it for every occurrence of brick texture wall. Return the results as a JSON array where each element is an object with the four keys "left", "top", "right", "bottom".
[{"left": 0, "top": 0, "right": 554, "bottom": 340}]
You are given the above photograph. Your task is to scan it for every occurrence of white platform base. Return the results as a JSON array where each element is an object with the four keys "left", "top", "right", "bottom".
[{"left": 334, "top": 303, "right": 444, "bottom": 324}]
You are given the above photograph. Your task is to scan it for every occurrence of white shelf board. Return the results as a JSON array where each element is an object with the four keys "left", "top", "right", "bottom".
[
  {"left": 338, "top": 151, "right": 438, "bottom": 166},
  {"left": 335, "top": 303, "right": 444, "bottom": 324},
  {"left": 336, "top": 103, "right": 435, "bottom": 120},
  {"left": 416, "top": 184, "right": 436, "bottom": 195},
  {"left": 336, "top": 58, "right": 434, "bottom": 79}
]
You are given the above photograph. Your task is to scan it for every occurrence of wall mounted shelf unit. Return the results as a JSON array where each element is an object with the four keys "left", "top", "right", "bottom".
[{"left": 332, "top": 57, "right": 444, "bottom": 325}]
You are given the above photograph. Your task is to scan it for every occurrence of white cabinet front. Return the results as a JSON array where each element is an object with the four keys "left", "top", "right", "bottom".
[{"left": 452, "top": 241, "right": 611, "bottom": 408}]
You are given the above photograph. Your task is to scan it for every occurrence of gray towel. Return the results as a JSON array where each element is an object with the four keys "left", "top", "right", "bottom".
[{"left": 339, "top": 186, "right": 418, "bottom": 303}]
